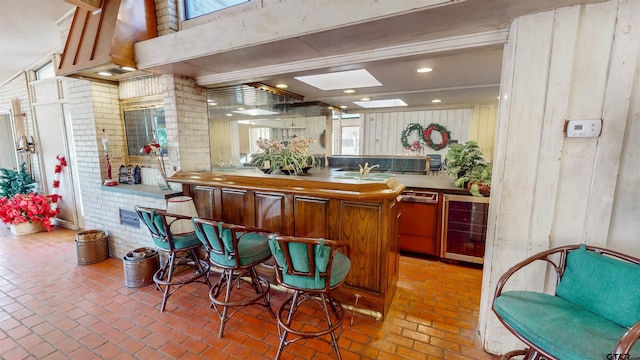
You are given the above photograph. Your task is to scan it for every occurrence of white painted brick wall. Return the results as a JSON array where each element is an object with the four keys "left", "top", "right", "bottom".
[{"left": 155, "top": 0, "right": 179, "bottom": 36}]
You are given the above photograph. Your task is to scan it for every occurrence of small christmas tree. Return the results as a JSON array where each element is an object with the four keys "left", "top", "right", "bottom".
[{"left": 0, "top": 162, "right": 36, "bottom": 198}]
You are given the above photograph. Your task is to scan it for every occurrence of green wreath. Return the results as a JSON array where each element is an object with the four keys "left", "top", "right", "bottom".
[
  {"left": 423, "top": 123, "right": 451, "bottom": 150},
  {"left": 401, "top": 123, "right": 425, "bottom": 150}
]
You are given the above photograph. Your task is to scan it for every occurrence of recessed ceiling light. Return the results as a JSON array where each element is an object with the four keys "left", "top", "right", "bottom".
[
  {"left": 416, "top": 67, "right": 433, "bottom": 73},
  {"left": 208, "top": 102, "right": 218, "bottom": 106},
  {"left": 275, "top": 84, "right": 288, "bottom": 89},
  {"left": 96, "top": 71, "right": 113, "bottom": 76},
  {"left": 343, "top": 89, "right": 356, "bottom": 94},
  {"left": 226, "top": 113, "right": 233, "bottom": 117},
  {"left": 353, "top": 99, "right": 408, "bottom": 108},
  {"left": 121, "top": 66, "right": 136, "bottom": 72},
  {"left": 360, "top": 97, "right": 370, "bottom": 101},
  {"left": 431, "top": 99, "right": 442, "bottom": 103},
  {"left": 340, "top": 106, "right": 348, "bottom": 109},
  {"left": 232, "top": 109, "right": 279, "bottom": 116},
  {"left": 295, "top": 69, "right": 382, "bottom": 90},
  {"left": 238, "top": 107, "right": 245, "bottom": 111}
]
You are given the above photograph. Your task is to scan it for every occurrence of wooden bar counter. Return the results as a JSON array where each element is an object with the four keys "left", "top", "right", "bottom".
[{"left": 169, "top": 169, "right": 405, "bottom": 319}]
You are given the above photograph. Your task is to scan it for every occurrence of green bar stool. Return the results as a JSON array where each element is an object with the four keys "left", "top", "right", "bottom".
[
  {"left": 135, "top": 206, "right": 211, "bottom": 312},
  {"left": 268, "top": 235, "right": 351, "bottom": 360},
  {"left": 192, "top": 217, "right": 275, "bottom": 338}
]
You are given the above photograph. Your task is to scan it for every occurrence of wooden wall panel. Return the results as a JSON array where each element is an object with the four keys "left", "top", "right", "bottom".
[
  {"left": 293, "top": 197, "right": 329, "bottom": 238},
  {"left": 341, "top": 202, "right": 381, "bottom": 293},
  {"left": 255, "top": 192, "right": 286, "bottom": 233},
  {"left": 480, "top": 1, "right": 640, "bottom": 355},
  {"left": 363, "top": 108, "right": 473, "bottom": 156}
]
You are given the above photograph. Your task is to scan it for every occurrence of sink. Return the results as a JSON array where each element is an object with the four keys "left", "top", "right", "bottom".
[
  {"left": 331, "top": 173, "right": 389, "bottom": 181},
  {"left": 339, "top": 172, "right": 395, "bottom": 179}
]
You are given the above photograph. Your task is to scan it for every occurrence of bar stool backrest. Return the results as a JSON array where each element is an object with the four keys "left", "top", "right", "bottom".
[
  {"left": 135, "top": 206, "right": 172, "bottom": 248},
  {"left": 268, "top": 235, "right": 349, "bottom": 292},
  {"left": 192, "top": 217, "right": 270, "bottom": 268}
]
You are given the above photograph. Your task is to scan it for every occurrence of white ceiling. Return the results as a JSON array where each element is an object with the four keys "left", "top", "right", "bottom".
[
  {"left": 245, "top": 47, "right": 504, "bottom": 109},
  {"left": 0, "top": 0, "right": 73, "bottom": 85}
]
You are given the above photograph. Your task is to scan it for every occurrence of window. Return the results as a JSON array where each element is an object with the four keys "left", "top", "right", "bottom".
[
  {"left": 184, "top": 0, "right": 250, "bottom": 20},
  {"left": 340, "top": 126, "right": 360, "bottom": 155},
  {"left": 332, "top": 112, "right": 361, "bottom": 155},
  {"left": 35, "top": 62, "right": 55, "bottom": 80},
  {"left": 123, "top": 106, "right": 167, "bottom": 156}
]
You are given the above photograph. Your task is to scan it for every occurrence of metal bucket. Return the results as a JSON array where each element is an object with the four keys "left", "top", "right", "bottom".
[
  {"left": 123, "top": 247, "right": 159, "bottom": 288},
  {"left": 75, "top": 230, "right": 110, "bottom": 265}
]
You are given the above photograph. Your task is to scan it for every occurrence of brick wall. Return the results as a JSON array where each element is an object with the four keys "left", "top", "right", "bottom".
[
  {"left": 163, "top": 75, "right": 210, "bottom": 172},
  {"left": 155, "top": 0, "right": 179, "bottom": 36},
  {"left": 67, "top": 77, "right": 168, "bottom": 256}
]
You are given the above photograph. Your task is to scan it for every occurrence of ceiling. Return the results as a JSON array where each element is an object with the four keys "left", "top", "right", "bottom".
[
  {"left": 265, "top": 47, "right": 504, "bottom": 109},
  {"left": 207, "top": 46, "right": 503, "bottom": 115},
  {"left": 0, "top": 0, "right": 74, "bottom": 85}
]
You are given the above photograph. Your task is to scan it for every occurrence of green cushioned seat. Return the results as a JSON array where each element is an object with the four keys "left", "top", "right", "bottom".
[
  {"left": 269, "top": 240, "right": 351, "bottom": 290},
  {"left": 494, "top": 291, "right": 640, "bottom": 360},
  {"left": 152, "top": 232, "right": 202, "bottom": 251},
  {"left": 556, "top": 245, "right": 640, "bottom": 328},
  {"left": 281, "top": 252, "right": 350, "bottom": 290},
  {"left": 194, "top": 222, "right": 271, "bottom": 267}
]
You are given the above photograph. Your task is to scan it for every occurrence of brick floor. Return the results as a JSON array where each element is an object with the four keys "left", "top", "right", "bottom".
[{"left": 0, "top": 227, "right": 497, "bottom": 359}]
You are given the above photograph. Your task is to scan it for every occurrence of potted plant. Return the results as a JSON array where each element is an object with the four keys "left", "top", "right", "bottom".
[
  {"left": 252, "top": 137, "right": 316, "bottom": 175},
  {"left": 0, "top": 193, "right": 60, "bottom": 234},
  {"left": 0, "top": 163, "right": 36, "bottom": 198},
  {"left": 445, "top": 141, "right": 492, "bottom": 196}
]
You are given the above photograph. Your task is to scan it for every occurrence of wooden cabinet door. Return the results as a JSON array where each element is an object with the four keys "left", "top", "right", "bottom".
[
  {"left": 221, "top": 188, "right": 252, "bottom": 226},
  {"left": 398, "top": 201, "right": 438, "bottom": 255},
  {"left": 294, "top": 196, "right": 329, "bottom": 238},
  {"left": 341, "top": 202, "right": 381, "bottom": 293},
  {"left": 192, "top": 186, "right": 216, "bottom": 219},
  {"left": 255, "top": 192, "right": 288, "bottom": 234}
]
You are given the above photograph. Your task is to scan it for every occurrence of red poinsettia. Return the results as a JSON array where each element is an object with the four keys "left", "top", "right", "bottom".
[{"left": 0, "top": 193, "right": 60, "bottom": 231}]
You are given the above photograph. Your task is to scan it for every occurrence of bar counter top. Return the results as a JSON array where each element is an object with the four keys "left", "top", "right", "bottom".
[{"left": 169, "top": 167, "right": 466, "bottom": 196}]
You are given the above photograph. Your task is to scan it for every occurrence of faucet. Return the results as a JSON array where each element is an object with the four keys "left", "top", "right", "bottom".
[{"left": 358, "top": 163, "right": 380, "bottom": 178}]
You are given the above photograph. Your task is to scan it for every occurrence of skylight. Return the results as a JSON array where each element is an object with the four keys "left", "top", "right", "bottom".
[
  {"left": 231, "top": 109, "right": 279, "bottom": 116},
  {"left": 294, "top": 69, "right": 382, "bottom": 91},
  {"left": 353, "top": 99, "right": 408, "bottom": 108}
]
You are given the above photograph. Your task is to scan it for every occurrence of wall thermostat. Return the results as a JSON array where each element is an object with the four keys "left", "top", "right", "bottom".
[{"left": 565, "top": 119, "right": 602, "bottom": 138}]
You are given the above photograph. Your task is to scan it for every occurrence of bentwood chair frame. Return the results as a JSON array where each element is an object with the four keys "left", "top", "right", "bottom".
[
  {"left": 192, "top": 217, "right": 276, "bottom": 338},
  {"left": 269, "top": 235, "right": 351, "bottom": 360},
  {"left": 135, "top": 206, "right": 211, "bottom": 312},
  {"left": 492, "top": 245, "right": 640, "bottom": 360}
]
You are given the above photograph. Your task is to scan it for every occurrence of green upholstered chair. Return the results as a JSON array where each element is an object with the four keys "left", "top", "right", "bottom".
[
  {"left": 493, "top": 245, "right": 640, "bottom": 360},
  {"left": 268, "top": 235, "right": 351, "bottom": 360},
  {"left": 192, "top": 217, "right": 275, "bottom": 338},
  {"left": 135, "top": 206, "right": 211, "bottom": 312}
]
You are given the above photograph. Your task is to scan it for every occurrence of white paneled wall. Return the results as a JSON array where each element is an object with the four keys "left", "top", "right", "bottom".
[
  {"left": 479, "top": 0, "right": 640, "bottom": 354},
  {"left": 363, "top": 109, "right": 472, "bottom": 156}
]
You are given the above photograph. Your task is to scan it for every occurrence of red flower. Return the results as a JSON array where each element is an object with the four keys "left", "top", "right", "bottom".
[{"left": 0, "top": 193, "right": 60, "bottom": 231}]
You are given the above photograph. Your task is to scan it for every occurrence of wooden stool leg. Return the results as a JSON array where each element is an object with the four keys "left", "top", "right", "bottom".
[
  {"left": 320, "top": 293, "right": 342, "bottom": 360},
  {"left": 218, "top": 269, "right": 233, "bottom": 338},
  {"left": 158, "top": 252, "right": 176, "bottom": 312},
  {"left": 190, "top": 249, "right": 211, "bottom": 288},
  {"left": 275, "top": 290, "right": 300, "bottom": 360},
  {"left": 250, "top": 267, "right": 275, "bottom": 318}
]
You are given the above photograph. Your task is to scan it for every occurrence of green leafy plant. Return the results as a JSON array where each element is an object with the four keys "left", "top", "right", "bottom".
[
  {"left": 446, "top": 141, "right": 491, "bottom": 196},
  {"left": 0, "top": 163, "right": 36, "bottom": 198},
  {"left": 252, "top": 137, "right": 316, "bottom": 175}
]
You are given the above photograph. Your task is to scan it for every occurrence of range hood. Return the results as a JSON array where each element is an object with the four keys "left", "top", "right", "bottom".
[{"left": 57, "top": 0, "right": 157, "bottom": 81}]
